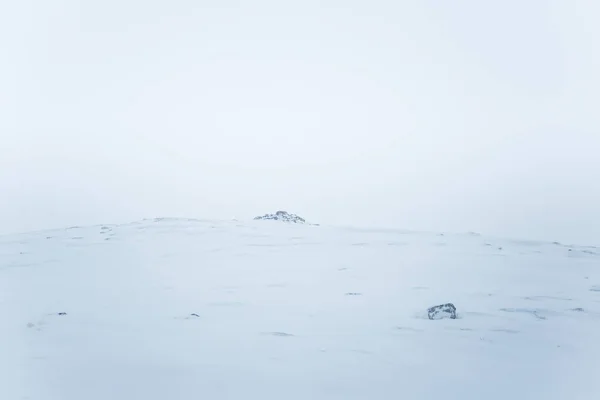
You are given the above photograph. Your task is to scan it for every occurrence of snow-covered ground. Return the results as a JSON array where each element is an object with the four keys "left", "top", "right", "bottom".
[{"left": 2, "top": 218, "right": 599, "bottom": 399}]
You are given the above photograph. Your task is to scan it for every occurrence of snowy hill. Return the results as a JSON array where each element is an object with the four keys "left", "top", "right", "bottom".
[{"left": 2, "top": 218, "right": 600, "bottom": 399}]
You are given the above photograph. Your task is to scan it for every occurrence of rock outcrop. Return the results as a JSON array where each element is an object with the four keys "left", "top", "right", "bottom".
[{"left": 254, "top": 211, "right": 306, "bottom": 224}]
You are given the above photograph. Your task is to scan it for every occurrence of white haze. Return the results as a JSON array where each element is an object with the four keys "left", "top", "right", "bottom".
[{"left": 1, "top": 0, "right": 599, "bottom": 244}]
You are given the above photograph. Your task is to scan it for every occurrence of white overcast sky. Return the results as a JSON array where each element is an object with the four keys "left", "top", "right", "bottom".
[{"left": 1, "top": 0, "right": 598, "bottom": 244}]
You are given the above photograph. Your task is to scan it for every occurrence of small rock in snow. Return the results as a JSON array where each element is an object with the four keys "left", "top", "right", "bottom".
[
  {"left": 190, "top": 313, "right": 200, "bottom": 317},
  {"left": 427, "top": 303, "right": 457, "bottom": 320},
  {"left": 57, "top": 312, "right": 67, "bottom": 316}
]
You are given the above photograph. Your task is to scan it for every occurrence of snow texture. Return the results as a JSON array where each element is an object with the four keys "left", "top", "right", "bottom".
[{"left": 1, "top": 218, "right": 600, "bottom": 399}]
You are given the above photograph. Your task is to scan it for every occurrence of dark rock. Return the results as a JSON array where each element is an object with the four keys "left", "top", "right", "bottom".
[
  {"left": 190, "top": 313, "right": 200, "bottom": 317},
  {"left": 57, "top": 312, "right": 67, "bottom": 316},
  {"left": 254, "top": 211, "right": 307, "bottom": 224},
  {"left": 427, "top": 303, "right": 457, "bottom": 320}
]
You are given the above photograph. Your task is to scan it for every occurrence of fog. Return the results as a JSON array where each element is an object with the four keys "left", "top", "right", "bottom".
[{"left": 1, "top": 0, "right": 598, "bottom": 245}]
